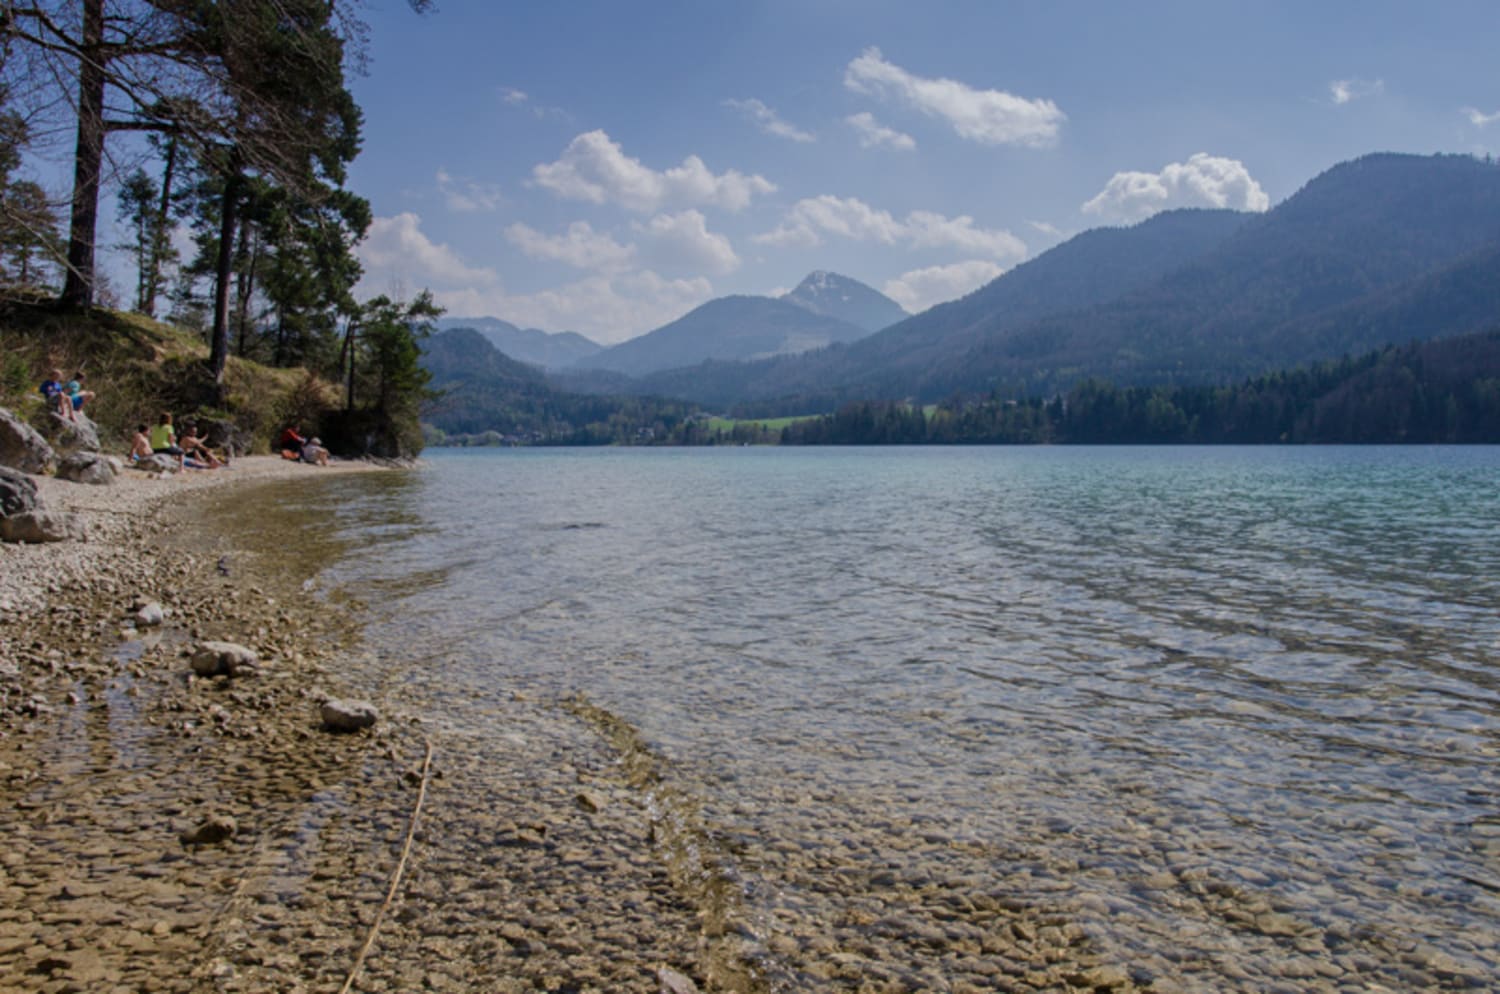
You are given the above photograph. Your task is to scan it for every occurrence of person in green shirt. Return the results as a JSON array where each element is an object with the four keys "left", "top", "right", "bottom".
[{"left": 149, "top": 412, "right": 185, "bottom": 471}]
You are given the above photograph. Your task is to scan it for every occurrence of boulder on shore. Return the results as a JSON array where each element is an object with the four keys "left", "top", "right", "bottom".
[
  {"left": 0, "top": 406, "right": 55, "bottom": 474},
  {"left": 37, "top": 409, "right": 101, "bottom": 455},
  {"left": 57, "top": 451, "right": 115, "bottom": 486},
  {"left": 321, "top": 699, "right": 378, "bottom": 733},
  {"left": 0, "top": 509, "right": 87, "bottom": 544},
  {"left": 190, "top": 641, "right": 260, "bottom": 677},
  {"left": 0, "top": 465, "right": 40, "bottom": 517}
]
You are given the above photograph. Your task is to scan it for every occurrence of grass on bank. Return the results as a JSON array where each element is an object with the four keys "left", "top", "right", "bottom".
[
  {"left": 0, "top": 299, "right": 341, "bottom": 456},
  {"left": 704, "top": 414, "right": 820, "bottom": 435}
]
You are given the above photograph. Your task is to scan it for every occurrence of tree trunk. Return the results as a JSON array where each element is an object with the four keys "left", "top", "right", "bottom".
[
  {"left": 60, "top": 0, "right": 107, "bottom": 310},
  {"left": 209, "top": 170, "right": 242, "bottom": 386},
  {"left": 234, "top": 221, "right": 259, "bottom": 358},
  {"left": 143, "top": 134, "right": 177, "bottom": 319}
]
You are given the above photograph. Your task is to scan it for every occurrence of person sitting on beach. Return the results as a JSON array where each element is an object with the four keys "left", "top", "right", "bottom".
[
  {"left": 128, "top": 424, "right": 152, "bottom": 462},
  {"left": 64, "top": 371, "right": 96, "bottom": 413},
  {"left": 39, "top": 369, "right": 77, "bottom": 422},
  {"left": 149, "top": 412, "right": 185, "bottom": 470},
  {"left": 278, "top": 424, "right": 306, "bottom": 459},
  {"left": 179, "top": 421, "right": 224, "bottom": 469},
  {"left": 299, "top": 436, "right": 330, "bottom": 467}
]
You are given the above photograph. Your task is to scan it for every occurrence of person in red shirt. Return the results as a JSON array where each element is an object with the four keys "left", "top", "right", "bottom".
[{"left": 278, "top": 424, "right": 306, "bottom": 458}]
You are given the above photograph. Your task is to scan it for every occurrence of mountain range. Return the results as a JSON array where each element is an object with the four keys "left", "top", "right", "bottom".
[
  {"left": 434, "top": 316, "right": 602, "bottom": 370},
  {"left": 422, "top": 152, "right": 1500, "bottom": 433}
]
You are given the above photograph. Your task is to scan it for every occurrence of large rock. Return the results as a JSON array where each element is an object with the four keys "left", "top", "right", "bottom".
[
  {"left": 0, "top": 510, "right": 87, "bottom": 544},
  {"left": 190, "top": 641, "right": 261, "bottom": 677},
  {"left": 38, "top": 409, "right": 101, "bottom": 454},
  {"left": 57, "top": 451, "right": 114, "bottom": 486},
  {"left": 320, "top": 699, "right": 378, "bottom": 733},
  {"left": 0, "top": 466, "right": 39, "bottom": 517},
  {"left": 0, "top": 407, "right": 54, "bottom": 473}
]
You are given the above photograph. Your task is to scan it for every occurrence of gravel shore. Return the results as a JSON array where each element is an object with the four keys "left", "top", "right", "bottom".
[{"left": 0, "top": 458, "right": 718, "bottom": 994}]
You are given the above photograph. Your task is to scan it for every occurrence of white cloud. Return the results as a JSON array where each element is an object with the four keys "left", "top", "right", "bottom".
[
  {"left": 1464, "top": 107, "right": 1500, "bottom": 127},
  {"left": 532, "top": 130, "right": 777, "bottom": 213},
  {"left": 357, "top": 212, "right": 498, "bottom": 290},
  {"left": 1081, "top": 153, "right": 1270, "bottom": 223},
  {"left": 1330, "top": 78, "right": 1384, "bottom": 105},
  {"left": 725, "top": 98, "right": 815, "bottom": 143},
  {"left": 755, "top": 195, "right": 1025, "bottom": 261},
  {"left": 883, "top": 260, "right": 1005, "bottom": 313},
  {"left": 504, "top": 221, "right": 637, "bottom": 273},
  {"left": 501, "top": 88, "right": 529, "bottom": 105},
  {"left": 844, "top": 46, "right": 1064, "bottom": 147},
  {"left": 436, "top": 168, "right": 503, "bottom": 213},
  {"left": 846, "top": 112, "right": 915, "bottom": 150},
  {"left": 634, "top": 210, "right": 740, "bottom": 276},
  {"left": 356, "top": 212, "right": 712, "bottom": 344}
]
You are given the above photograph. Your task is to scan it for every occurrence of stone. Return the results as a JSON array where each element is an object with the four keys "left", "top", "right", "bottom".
[
  {"left": 40, "top": 409, "right": 101, "bottom": 454},
  {"left": 136, "top": 602, "right": 166, "bottom": 627},
  {"left": 0, "top": 465, "right": 40, "bottom": 517},
  {"left": 320, "top": 699, "right": 378, "bottom": 733},
  {"left": 657, "top": 966, "right": 701, "bottom": 994},
  {"left": 132, "top": 453, "right": 179, "bottom": 474},
  {"left": 180, "top": 815, "right": 237, "bottom": 846},
  {"left": 0, "top": 509, "right": 87, "bottom": 543},
  {"left": 57, "top": 451, "right": 114, "bottom": 486},
  {"left": 190, "top": 641, "right": 260, "bottom": 677},
  {"left": 575, "top": 790, "right": 606, "bottom": 813},
  {"left": 0, "top": 406, "right": 54, "bottom": 473}
]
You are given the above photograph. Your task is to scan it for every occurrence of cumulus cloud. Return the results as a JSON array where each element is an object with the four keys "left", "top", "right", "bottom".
[
  {"left": 846, "top": 112, "right": 915, "bottom": 150},
  {"left": 532, "top": 130, "right": 777, "bottom": 213},
  {"left": 504, "top": 221, "right": 637, "bottom": 273},
  {"left": 755, "top": 195, "right": 1026, "bottom": 261},
  {"left": 725, "top": 98, "right": 815, "bottom": 143},
  {"left": 634, "top": 210, "right": 740, "bottom": 276},
  {"left": 883, "top": 260, "right": 1005, "bottom": 314},
  {"left": 356, "top": 212, "right": 714, "bottom": 344},
  {"left": 436, "top": 169, "right": 503, "bottom": 213},
  {"left": 358, "top": 213, "right": 498, "bottom": 290},
  {"left": 1081, "top": 153, "right": 1270, "bottom": 223},
  {"left": 844, "top": 47, "right": 1064, "bottom": 147},
  {"left": 1465, "top": 107, "right": 1500, "bottom": 127},
  {"left": 1330, "top": 78, "right": 1384, "bottom": 105}
]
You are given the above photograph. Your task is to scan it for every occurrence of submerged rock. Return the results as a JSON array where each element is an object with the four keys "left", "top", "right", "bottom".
[
  {"left": 657, "top": 966, "right": 701, "bottom": 994},
  {"left": 321, "top": 698, "right": 379, "bottom": 733},
  {"left": 180, "top": 814, "right": 237, "bottom": 846}
]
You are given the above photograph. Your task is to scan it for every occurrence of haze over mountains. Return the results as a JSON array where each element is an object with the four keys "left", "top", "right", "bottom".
[
  {"left": 434, "top": 316, "right": 602, "bottom": 370},
  {"left": 423, "top": 152, "right": 1500, "bottom": 429}
]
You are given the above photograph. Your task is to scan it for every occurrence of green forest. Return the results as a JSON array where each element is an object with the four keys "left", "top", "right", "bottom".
[{"left": 0, "top": 1, "right": 439, "bottom": 457}]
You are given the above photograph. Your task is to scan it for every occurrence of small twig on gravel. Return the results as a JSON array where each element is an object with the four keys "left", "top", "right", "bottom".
[{"left": 338, "top": 737, "right": 434, "bottom": 994}]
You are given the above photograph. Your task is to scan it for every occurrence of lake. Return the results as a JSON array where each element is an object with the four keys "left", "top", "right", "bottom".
[{"left": 277, "top": 446, "right": 1500, "bottom": 991}]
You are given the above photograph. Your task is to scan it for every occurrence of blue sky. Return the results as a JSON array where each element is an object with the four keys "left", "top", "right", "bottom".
[{"left": 240, "top": 2, "right": 1500, "bottom": 342}]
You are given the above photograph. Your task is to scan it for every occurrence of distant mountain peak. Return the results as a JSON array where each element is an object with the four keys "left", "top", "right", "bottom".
[{"left": 783, "top": 271, "right": 907, "bottom": 332}]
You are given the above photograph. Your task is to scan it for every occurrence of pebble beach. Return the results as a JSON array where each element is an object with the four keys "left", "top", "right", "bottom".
[{"left": 0, "top": 460, "right": 734, "bottom": 994}]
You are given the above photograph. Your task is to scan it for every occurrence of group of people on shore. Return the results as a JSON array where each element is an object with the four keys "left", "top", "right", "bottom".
[
  {"left": 128, "top": 413, "right": 226, "bottom": 471},
  {"left": 38, "top": 366, "right": 332, "bottom": 471}
]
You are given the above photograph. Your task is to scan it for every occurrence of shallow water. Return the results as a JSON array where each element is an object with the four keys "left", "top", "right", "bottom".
[{"left": 283, "top": 446, "right": 1499, "bottom": 990}]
